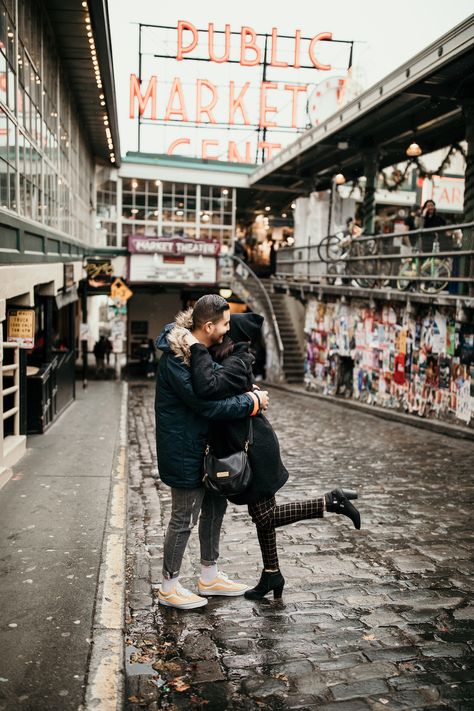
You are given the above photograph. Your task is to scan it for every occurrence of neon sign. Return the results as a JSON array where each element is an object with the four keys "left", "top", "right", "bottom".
[{"left": 130, "top": 22, "right": 353, "bottom": 163}]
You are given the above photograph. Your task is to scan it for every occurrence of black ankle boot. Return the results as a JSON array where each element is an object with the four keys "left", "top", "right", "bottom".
[
  {"left": 325, "top": 489, "right": 361, "bottom": 529},
  {"left": 244, "top": 570, "right": 285, "bottom": 600}
]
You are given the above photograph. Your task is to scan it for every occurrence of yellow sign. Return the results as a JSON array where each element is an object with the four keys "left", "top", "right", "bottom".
[
  {"left": 7, "top": 309, "right": 35, "bottom": 349},
  {"left": 110, "top": 278, "right": 133, "bottom": 303}
]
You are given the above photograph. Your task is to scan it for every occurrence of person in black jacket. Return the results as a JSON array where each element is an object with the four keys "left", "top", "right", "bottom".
[
  {"left": 155, "top": 296, "right": 267, "bottom": 610},
  {"left": 184, "top": 312, "right": 361, "bottom": 600}
]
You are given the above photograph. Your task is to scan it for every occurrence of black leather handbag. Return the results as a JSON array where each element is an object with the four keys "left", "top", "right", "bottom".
[{"left": 202, "top": 419, "right": 253, "bottom": 497}]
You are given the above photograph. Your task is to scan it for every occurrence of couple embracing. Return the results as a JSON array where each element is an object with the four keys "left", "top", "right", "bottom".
[{"left": 155, "top": 294, "right": 361, "bottom": 610}]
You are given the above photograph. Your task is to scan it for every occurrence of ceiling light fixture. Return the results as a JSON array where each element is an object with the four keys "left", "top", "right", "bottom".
[{"left": 406, "top": 141, "right": 422, "bottom": 157}]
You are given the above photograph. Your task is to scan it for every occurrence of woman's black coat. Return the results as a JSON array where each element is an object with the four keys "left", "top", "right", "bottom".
[{"left": 190, "top": 342, "right": 288, "bottom": 505}]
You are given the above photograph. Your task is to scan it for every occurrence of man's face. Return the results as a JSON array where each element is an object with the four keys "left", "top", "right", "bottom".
[
  {"left": 206, "top": 309, "right": 230, "bottom": 345},
  {"left": 425, "top": 201, "right": 435, "bottom": 215}
]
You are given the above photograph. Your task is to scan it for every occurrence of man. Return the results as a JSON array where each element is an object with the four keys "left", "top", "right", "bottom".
[{"left": 155, "top": 294, "right": 268, "bottom": 609}]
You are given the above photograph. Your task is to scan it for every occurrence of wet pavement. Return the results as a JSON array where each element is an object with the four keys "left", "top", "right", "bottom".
[
  {"left": 0, "top": 382, "right": 124, "bottom": 711},
  {"left": 126, "top": 382, "right": 474, "bottom": 711}
]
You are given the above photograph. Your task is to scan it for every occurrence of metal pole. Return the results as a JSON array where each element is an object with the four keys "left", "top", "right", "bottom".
[
  {"left": 327, "top": 179, "right": 334, "bottom": 236},
  {"left": 69, "top": 301, "right": 76, "bottom": 400},
  {"left": 259, "top": 34, "right": 269, "bottom": 164},
  {"left": 44, "top": 297, "right": 53, "bottom": 363},
  {"left": 138, "top": 23, "right": 142, "bottom": 153},
  {"left": 81, "top": 280, "right": 88, "bottom": 389},
  {"left": 362, "top": 149, "right": 378, "bottom": 235},
  {"left": 18, "top": 348, "right": 27, "bottom": 435},
  {"left": 461, "top": 99, "right": 474, "bottom": 296}
]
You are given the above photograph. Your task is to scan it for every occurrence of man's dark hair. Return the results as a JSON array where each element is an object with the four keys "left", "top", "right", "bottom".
[{"left": 192, "top": 294, "right": 229, "bottom": 329}]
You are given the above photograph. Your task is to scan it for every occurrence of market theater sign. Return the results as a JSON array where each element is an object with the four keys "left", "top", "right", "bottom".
[
  {"left": 130, "top": 21, "right": 335, "bottom": 162},
  {"left": 128, "top": 236, "right": 220, "bottom": 284}
]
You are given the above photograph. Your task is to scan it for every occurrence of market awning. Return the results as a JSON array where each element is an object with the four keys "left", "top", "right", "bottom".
[
  {"left": 244, "top": 14, "right": 474, "bottom": 216},
  {"left": 44, "top": 0, "right": 121, "bottom": 166}
]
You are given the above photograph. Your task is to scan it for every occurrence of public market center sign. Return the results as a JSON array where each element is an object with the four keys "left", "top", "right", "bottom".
[{"left": 129, "top": 21, "right": 354, "bottom": 163}]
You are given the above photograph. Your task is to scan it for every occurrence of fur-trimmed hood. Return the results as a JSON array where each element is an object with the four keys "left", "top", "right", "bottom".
[{"left": 156, "top": 308, "right": 194, "bottom": 366}]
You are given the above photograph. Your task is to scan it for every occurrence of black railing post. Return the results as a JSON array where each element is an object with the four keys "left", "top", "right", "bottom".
[
  {"left": 362, "top": 148, "right": 378, "bottom": 235},
  {"left": 18, "top": 348, "right": 27, "bottom": 435},
  {"left": 461, "top": 99, "right": 474, "bottom": 296}
]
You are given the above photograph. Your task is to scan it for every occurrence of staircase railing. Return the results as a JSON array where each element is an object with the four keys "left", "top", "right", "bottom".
[{"left": 219, "top": 255, "right": 284, "bottom": 374}]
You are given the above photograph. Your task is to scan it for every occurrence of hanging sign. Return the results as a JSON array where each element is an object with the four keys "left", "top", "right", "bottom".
[
  {"left": 111, "top": 277, "right": 133, "bottom": 303},
  {"left": 7, "top": 308, "right": 35, "bottom": 349}
]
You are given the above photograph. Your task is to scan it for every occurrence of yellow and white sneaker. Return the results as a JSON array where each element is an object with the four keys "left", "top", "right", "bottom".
[
  {"left": 198, "top": 571, "right": 248, "bottom": 597},
  {"left": 158, "top": 582, "right": 208, "bottom": 610}
]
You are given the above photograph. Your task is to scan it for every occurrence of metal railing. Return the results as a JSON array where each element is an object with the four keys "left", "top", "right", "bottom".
[
  {"left": 276, "top": 221, "right": 474, "bottom": 298},
  {"left": 220, "top": 254, "right": 284, "bottom": 369},
  {"left": 1, "top": 341, "right": 20, "bottom": 437}
]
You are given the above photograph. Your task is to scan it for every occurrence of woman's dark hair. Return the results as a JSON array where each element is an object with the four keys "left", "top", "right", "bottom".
[
  {"left": 192, "top": 294, "right": 229, "bottom": 329},
  {"left": 209, "top": 335, "right": 234, "bottom": 362}
]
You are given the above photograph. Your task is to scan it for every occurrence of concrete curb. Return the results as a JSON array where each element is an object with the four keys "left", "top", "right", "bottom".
[
  {"left": 267, "top": 383, "right": 474, "bottom": 442},
  {"left": 0, "top": 466, "right": 13, "bottom": 492},
  {"left": 82, "top": 382, "right": 128, "bottom": 711}
]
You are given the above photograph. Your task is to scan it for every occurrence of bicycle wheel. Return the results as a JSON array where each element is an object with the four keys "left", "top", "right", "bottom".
[
  {"left": 397, "top": 261, "right": 415, "bottom": 291},
  {"left": 318, "top": 234, "right": 344, "bottom": 262},
  {"left": 420, "top": 259, "right": 450, "bottom": 294},
  {"left": 325, "top": 262, "right": 338, "bottom": 285},
  {"left": 348, "top": 243, "right": 376, "bottom": 288}
]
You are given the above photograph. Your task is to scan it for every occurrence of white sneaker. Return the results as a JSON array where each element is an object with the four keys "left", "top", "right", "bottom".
[
  {"left": 158, "top": 581, "right": 208, "bottom": 610},
  {"left": 198, "top": 571, "right": 248, "bottom": 597}
]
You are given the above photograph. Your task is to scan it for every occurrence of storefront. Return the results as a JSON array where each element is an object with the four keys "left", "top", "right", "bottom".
[
  {"left": 304, "top": 297, "right": 474, "bottom": 428},
  {"left": 0, "top": 0, "right": 120, "bottom": 474},
  {"left": 126, "top": 234, "right": 222, "bottom": 363}
]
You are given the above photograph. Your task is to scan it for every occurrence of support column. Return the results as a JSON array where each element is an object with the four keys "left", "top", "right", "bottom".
[
  {"left": 461, "top": 99, "right": 474, "bottom": 296},
  {"left": 361, "top": 149, "right": 378, "bottom": 235},
  {"left": 44, "top": 297, "right": 53, "bottom": 363}
]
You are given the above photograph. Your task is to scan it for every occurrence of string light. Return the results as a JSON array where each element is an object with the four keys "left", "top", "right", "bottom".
[{"left": 82, "top": 2, "right": 114, "bottom": 162}]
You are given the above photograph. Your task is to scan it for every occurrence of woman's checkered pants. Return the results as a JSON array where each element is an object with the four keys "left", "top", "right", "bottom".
[{"left": 247, "top": 495, "right": 324, "bottom": 570}]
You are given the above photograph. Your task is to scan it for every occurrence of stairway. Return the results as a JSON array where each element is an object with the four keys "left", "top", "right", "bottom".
[{"left": 260, "top": 279, "right": 305, "bottom": 384}]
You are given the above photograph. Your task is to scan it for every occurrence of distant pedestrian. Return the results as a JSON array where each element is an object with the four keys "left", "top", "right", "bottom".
[
  {"left": 268, "top": 239, "right": 276, "bottom": 276},
  {"left": 234, "top": 236, "right": 248, "bottom": 262},
  {"left": 105, "top": 337, "right": 113, "bottom": 366},
  {"left": 93, "top": 336, "right": 107, "bottom": 377},
  {"left": 146, "top": 338, "right": 156, "bottom": 378},
  {"left": 420, "top": 200, "right": 446, "bottom": 252}
]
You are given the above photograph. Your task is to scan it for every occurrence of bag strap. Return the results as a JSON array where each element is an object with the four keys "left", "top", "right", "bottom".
[
  {"left": 205, "top": 413, "right": 254, "bottom": 454},
  {"left": 244, "top": 417, "right": 253, "bottom": 452}
]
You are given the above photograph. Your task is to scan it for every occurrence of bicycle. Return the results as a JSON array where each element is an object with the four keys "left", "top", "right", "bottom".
[
  {"left": 396, "top": 243, "right": 451, "bottom": 293},
  {"left": 319, "top": 230, "right": 380, "bottom": 288}
]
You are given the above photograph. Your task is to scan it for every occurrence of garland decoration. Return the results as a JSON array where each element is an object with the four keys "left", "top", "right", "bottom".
[{"left": 378, "top": 143, "right": 466, "bottom": 192}]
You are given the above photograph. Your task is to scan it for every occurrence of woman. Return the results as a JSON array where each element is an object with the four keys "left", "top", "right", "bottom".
[{"left": 184, "top": 312, "right": 361, "bottom": 600}]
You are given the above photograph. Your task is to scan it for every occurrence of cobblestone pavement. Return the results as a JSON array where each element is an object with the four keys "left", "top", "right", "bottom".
[{"left": 125, "top": 383, "right": 474, "bottom": 711}]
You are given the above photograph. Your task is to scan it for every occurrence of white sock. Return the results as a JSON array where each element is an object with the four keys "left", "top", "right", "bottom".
[
  {"left": 161, "top": 577, "right": 177, "bottom": 593},
  {"left": 200, "top": 563, "right": 217, "bottom": 583}
]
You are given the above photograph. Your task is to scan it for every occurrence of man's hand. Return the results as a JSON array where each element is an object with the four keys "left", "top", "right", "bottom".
[{"left": 256, "top": 390, "right": 269, "bottom": 410}]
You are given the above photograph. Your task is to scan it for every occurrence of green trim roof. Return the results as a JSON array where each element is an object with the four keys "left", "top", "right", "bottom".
[{"left": 123, "top": 151, "right": 255, "bottom": 175}]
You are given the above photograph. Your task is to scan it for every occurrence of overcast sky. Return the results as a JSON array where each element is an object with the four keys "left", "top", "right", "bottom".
[{"left": 109, "top": 1, "right": 474, "bottom": 161}]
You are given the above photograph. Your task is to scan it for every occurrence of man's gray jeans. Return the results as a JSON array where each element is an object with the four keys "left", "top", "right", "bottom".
[{"left": 162, "top": 486, "right": 228, "bottom": 580}]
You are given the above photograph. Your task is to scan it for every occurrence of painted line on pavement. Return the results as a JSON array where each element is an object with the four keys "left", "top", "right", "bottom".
[{"left": 83, "top": 382, "right": 128, "bottom": 711}]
